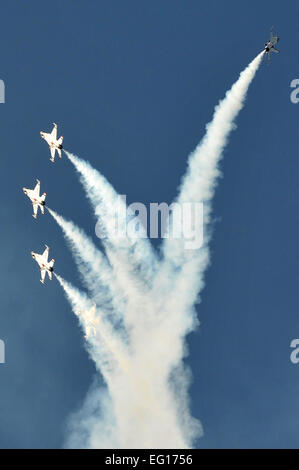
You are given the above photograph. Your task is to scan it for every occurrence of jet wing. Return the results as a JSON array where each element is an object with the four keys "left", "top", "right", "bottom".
[
  {"left": 33, "top": 179, "right": 40, "bottom": 195},
  {"left": 51, "top": 123, "right": 57, "bottom": 140},
  {"left": 42, "top": 245, "right": 49, "bottom": 262}
]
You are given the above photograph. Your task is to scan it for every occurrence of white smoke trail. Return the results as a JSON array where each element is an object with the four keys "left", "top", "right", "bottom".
[
  {"left": 64, "top": 150, "right": 158, "bottom": 284},
  {"left": 56, "top": 53, "right": 263, "bottom": 448},
  {"left": 48, "top": 207, "right": 151, "bottom": 329},
  {"left": 48, "top": 209, "right": 111, "bottom": 297},
  {"left": 154, "top": 52, "right": 265, "bottom": 319},
  {"left": 54, "top": 273, "right": 110, "bottom": 371},
  {"left": 147, "top": 53, "right": 265, "bottom": 419},
  {"left": 54, "top": 274, "right": 129, "bottom": 377},
  {"left": 48, "top": 208, "right": 133, "bottom": 324},
  {"left": 164, "top": 51, "right": 264, "bottom": 268},
  {"left": 63, "top": 151, "right": 158, "bottom": 328}
]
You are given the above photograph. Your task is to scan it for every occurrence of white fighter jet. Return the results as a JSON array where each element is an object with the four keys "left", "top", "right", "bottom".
[
  {"left": 31, "top": 245, "right": 55, "bottom": 284},
  {"left": 81, "top": 304, "right": 99, "bottom": 340},
  {"left": 23, "top": 179, "right": 46, "bottom": 219},
  {"left": 40, "top": 122, "right": 64, "bottom": 162}
]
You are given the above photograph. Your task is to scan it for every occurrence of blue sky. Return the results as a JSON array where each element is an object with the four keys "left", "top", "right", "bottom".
[{"left": 0, "top": 0, "right": 298, "bottom": 448}]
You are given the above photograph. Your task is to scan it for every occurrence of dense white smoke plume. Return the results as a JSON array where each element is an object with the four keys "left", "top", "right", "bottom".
[{"left": 53, "top": 53, "right": 263, "bottom": 448}]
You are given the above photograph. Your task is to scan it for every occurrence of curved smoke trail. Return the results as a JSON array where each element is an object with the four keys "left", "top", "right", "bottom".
[
  {"left": 48, "top": 208, "right": 128, "bottom": 319},
  {"left": 64, "top": 150, "right": 158, "bottom": 284}
]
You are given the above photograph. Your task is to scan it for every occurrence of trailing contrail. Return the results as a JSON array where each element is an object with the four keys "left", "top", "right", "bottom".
[
  {"left": 48, "top": 207, "right": 149, "bottom": 327},
  {"left": 158, "top": 51, "right": 265, "bottom": 308},
  {"left": 164, "top": 51, "right": 265, "bottom": 267},
  {"left": 48, "top": 208, "right": 112, "bottom": 300},
  {"left": 47, "top": 208, "right": 129, "bottom": 320},
  {"left": 64, "top": 150, "right": 158, "bottom": 284},
  {"left": 54, "top": 274, "right": 129, "bottom": 378},
  {"left": 54, "top": 52, "right": 263, "bottom": 448},
  {"left": 63, "top": 151, "right": 158, "bottom": 327},
  {"left": 149, "top": 53, "right": 265, "bottom": 410}
]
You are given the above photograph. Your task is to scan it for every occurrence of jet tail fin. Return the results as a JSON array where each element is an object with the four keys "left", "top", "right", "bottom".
[{"left": 49, "top": 258, "right": 55, "bottom": 268}]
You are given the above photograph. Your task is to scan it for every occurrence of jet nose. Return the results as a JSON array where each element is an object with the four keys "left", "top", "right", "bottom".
[
  {"left": 31, "top": 252, "right": 35, "bottom": 258},
  {"left": 23, "top": 188, "right": 26, "bottom": 194}
]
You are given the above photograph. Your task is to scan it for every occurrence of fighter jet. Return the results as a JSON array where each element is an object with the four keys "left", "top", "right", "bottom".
[
  {"left": 40, "top": 122, "right": 64, "bottom": 162},
  {"left": 23, "top": 179, "right": 46, "bottom": 219},
  {"left": 31, "top": 245, "right": 55, "bottom": 284},
  {"left": 81, "top": 304, "right": 99, "bottom": 340},
  {"left": 264, "top": 27, "right": 280, "bottom": 62}
]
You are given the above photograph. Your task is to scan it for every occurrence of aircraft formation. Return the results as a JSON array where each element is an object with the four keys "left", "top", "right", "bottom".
[
  {"left": 24, "top": 122, "right": 63, "bottom": 283},
  {"left": 23, "top": 122, "right": 98, "bottom": 340},
  {"left": 23, "top": 29, "right": 280, "bottom": 337},
  {"left": 23, "top": 122, "right": 99, "bottom": 340}
]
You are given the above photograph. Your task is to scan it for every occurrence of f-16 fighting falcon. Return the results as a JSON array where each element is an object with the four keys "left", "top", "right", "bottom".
[
  {"left": 81, "top": 304, "right": 99, "bottom": 340},
  {"left": 40, "top": 122, "right": 64, "bottom": 162},
  {"left": 264, "top": 27, "right": 280, "bottom": 62},
  {"left": 23, "top": 179, "right": 46, "bottom": 219},
  {"left": 31, "top": 245, "right": 55, "bottom": 284}
]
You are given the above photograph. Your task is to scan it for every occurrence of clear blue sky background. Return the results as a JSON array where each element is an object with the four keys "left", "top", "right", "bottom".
[{"left": 0, "top": 0, "right": 298, "bottom": 449}]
